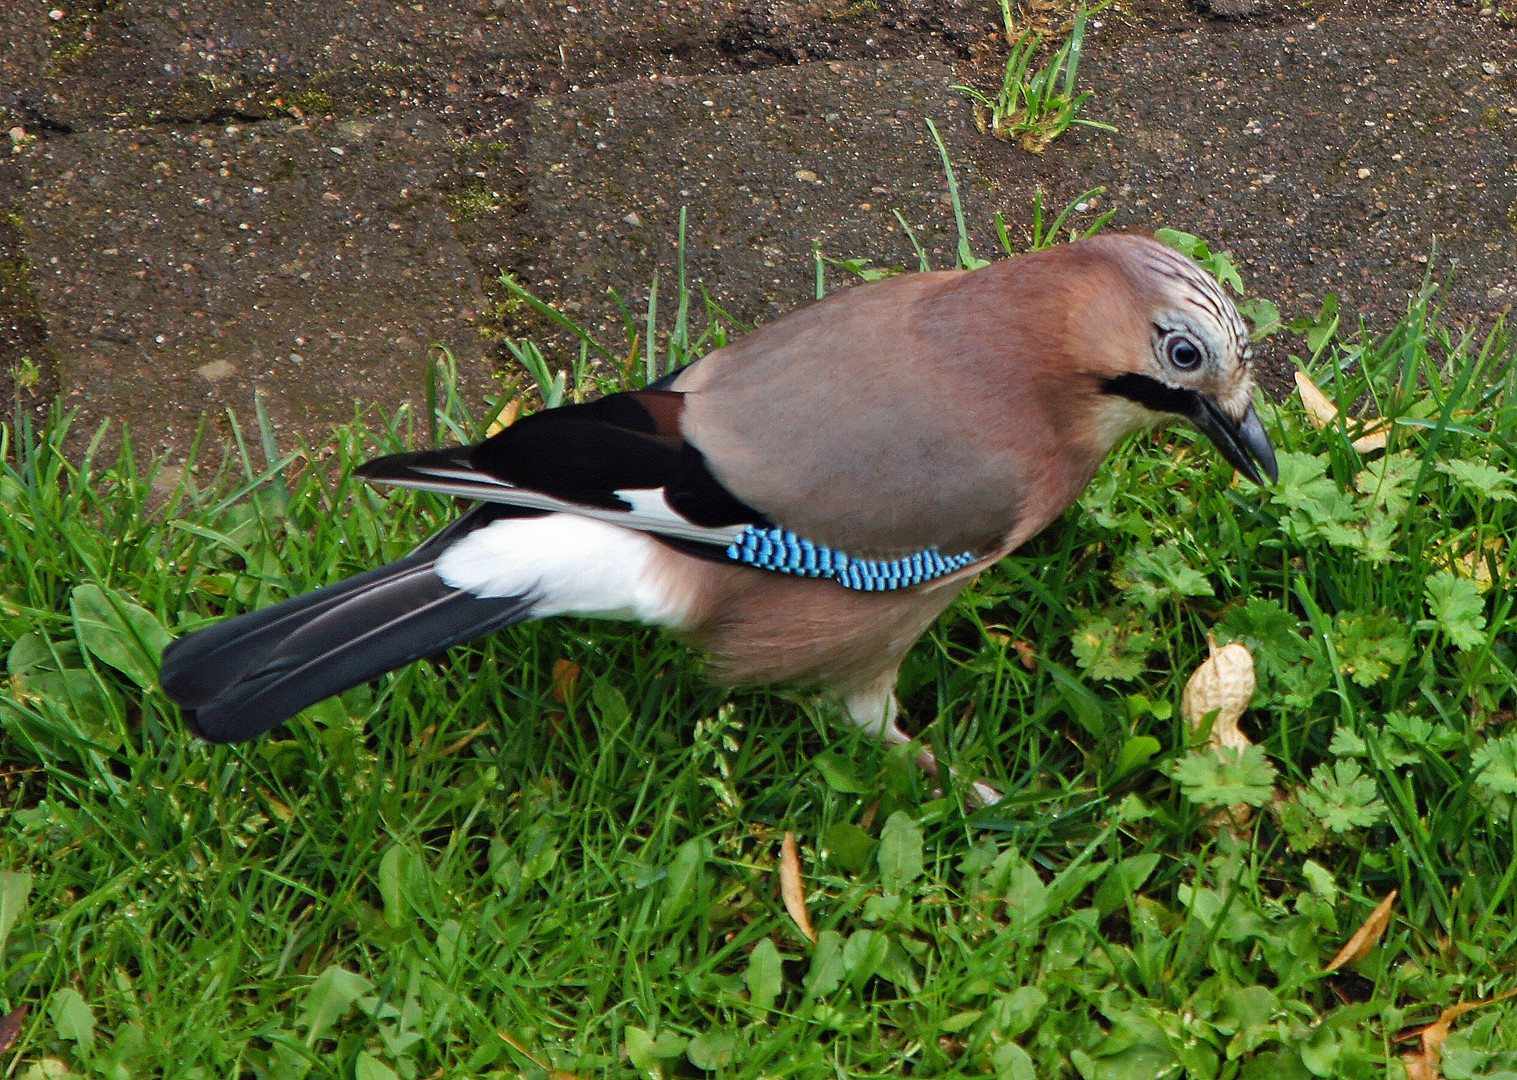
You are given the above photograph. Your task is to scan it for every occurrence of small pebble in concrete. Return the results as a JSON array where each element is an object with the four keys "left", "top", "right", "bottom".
[{"left": 196, "top": 360, "right": 237, "bottom": 383}]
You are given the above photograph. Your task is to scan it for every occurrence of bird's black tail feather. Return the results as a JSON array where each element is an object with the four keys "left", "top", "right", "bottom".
[{"left": 160, "top": 507, "right": 539, "bottom": 744}]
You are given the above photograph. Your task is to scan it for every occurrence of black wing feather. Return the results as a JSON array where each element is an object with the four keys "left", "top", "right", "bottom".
[
  {"left": 161, "top": 505, "right": 541, "bottom": 743},
  {"left": 469, "top": 393, "right": 686, "bottom": 510},
  {"left": 358, "top": 388, "right": 769, "bottom": 532}
]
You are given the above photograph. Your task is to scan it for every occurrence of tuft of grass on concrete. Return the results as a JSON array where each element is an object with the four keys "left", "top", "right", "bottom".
[{"left": 953, "top": 1, "right": 1116, "bottom": 153}]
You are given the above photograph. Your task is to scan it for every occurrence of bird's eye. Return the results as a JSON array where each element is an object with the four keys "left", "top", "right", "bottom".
[{"left": 1164, "top": 333, "right": 1203, "bottom": 371}]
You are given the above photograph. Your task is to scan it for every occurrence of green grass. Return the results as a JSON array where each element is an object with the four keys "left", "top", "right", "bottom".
[
  {"left": 953, "top": 2, "right": 1116, "bottom": 153},
  {"left": 3, "top": 234, "right": 1517, "bottom": 1079}
]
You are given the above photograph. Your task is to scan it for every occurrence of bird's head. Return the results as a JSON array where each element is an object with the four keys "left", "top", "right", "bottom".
[{"left": 1071, "top": 235, "right": 1278, "bottom": 485}]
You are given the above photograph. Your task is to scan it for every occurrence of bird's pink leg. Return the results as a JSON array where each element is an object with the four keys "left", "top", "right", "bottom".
[{"left": 840, "top": 678, "right": 1001, "bottom": 809}]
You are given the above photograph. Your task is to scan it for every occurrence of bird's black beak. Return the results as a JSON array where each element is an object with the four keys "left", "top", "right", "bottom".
[
  {"left": 1101, "top": 374, "right": 1279, "bottom": 485},
  {"left": 1193, "top": 397, "right": 1278, "bottom": 486}
]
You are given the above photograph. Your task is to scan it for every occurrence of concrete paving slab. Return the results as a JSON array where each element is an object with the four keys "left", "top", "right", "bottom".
[
  {"left": 15, "top": 112, "right": 495, "bottom": 456},
  {"left": 513, "top": 58, "right": 1003, "bottom": 353},
  {"left": 7, "top": 0, "right": 862, "bottom": 128}
]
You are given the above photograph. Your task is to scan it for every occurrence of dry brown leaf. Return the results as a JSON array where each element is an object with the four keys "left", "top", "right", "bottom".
[
  {"left": 551, "top": 659, "right": 582, "bottom": 705},
  {"left": 780, "top": 831, "right": 817, "bottom": 943},
  {"left": 985, "top": 631, "right": 1037, "bottom": 670},
  {"left": 1294, "top": 369, "right": 1390, "bottom": 452},
  {"left": 1295, "top": 369, "right": 1339, "bottom": 429},
  {"left": 859, "top": 798, "right": 881, "bottom": 833},
  {"left": 1325, "top": 889, "right": 1398, "bottom": 971},
  {"left": 623, "top": 332, "right": 642, "bottom": 381},
  {"left": 1351, "top": 426, "right": 1389, "bottom": 454},
  {"left": 1399, "top": 987, "right": 1517, "bottom": 1080},
  {"left": 1452, "top": 537, "right": 1504, "bottom": 593},
  {"left": 182, "top": 776, "right": 292, "bottom": 821},
  {"left": 484, "top": 396, "right": 523, "bottom": 437},
  {"left": 1402, "top": 1048, "right": 1438, "bottom": 1080},
  {"left": 439, "top": 720, "right": 493, "bottom": 756},
  {"left": 0, "top": 1005, "right": 27, "bottom": 1053}
]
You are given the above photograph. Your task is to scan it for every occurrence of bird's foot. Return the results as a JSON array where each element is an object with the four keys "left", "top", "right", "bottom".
[{"left": 910, "top": 744, "right": 1002, "bottom": 810}]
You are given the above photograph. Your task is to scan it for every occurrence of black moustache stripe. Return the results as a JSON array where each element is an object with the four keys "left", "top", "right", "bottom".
[{"left": 1101, "top": 373, "right": 1200, "bottom": 417}]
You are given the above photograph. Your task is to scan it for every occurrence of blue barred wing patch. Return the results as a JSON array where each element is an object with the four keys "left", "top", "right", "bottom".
[{"left": 727, "top": 526, "right": 979, "bottom": 591}]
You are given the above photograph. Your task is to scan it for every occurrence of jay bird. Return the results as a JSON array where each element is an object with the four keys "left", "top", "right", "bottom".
[{"left": 160, "top": 233, "right": 1277, "bottom": 803}]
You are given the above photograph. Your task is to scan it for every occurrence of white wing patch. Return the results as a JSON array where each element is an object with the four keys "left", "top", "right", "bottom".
[
  {"left": 434, "top": 513, "right": 695, "bottom": 627},
  {"left": 610, "top": 487, "right": 748, "bottom": 543},
  {"left": 368, "top": 462, "right": 746, "bottom": 547}
]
